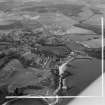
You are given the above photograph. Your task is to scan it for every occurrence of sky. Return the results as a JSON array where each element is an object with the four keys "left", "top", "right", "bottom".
[
  {"left": 0, "top": 0, "right": 105, "bottom": 6},
  {"left": 0, "top": 0, "right": 103, "bottom": 3}
]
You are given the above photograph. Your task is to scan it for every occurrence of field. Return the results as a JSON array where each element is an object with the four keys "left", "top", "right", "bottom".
[{"left": 0, "top": 0, "right": 105, "bottom": 105}]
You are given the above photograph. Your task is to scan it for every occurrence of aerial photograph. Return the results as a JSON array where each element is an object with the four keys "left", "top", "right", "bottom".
[{"left": 0, "top": 0, "right": 105, "bottom": 105}]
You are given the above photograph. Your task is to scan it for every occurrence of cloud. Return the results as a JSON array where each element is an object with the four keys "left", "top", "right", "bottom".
[
  {"left": 21, "top": 0, "right": 42, "bottom": 2},
  {"left": 0, "top": 0, "right": 42, "bottom": 3}
]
